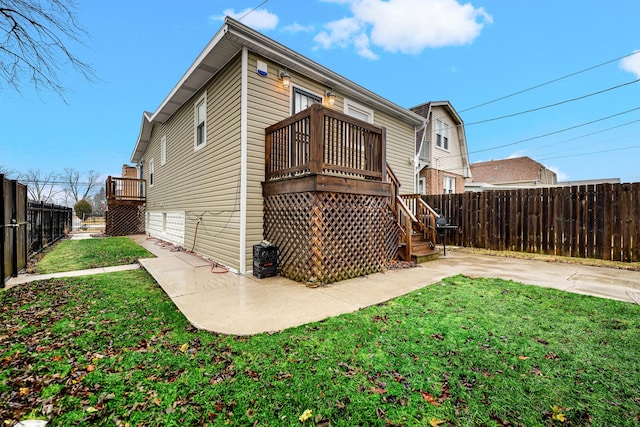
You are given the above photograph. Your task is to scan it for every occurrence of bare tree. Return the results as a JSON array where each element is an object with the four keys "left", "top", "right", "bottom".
[
  {"left": 61, "top": 168, "right": 100, "bottom": 203},
  {"left": 0, "top": 0, "right": 95, "bottom": 97},
  {"left": 19, "top": 169, "right": 60, "bottom": 202},
  {"left": 0, "top": 164, "right": 17, "bottom": 178}
]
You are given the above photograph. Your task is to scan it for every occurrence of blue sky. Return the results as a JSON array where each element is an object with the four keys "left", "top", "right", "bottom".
[{"left": 1, "top": 0, "right": 639, "bottom": 185}]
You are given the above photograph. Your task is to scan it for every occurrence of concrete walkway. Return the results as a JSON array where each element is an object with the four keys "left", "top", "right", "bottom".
[
  {"left": 5, "top": 264, "right": 140, "bottom": 289},
  {"left": 5, "top": 234, "right": 639, "bottom": 334},
  {"left": 130, "top": 235, "right": 640, "bottom": 335}
]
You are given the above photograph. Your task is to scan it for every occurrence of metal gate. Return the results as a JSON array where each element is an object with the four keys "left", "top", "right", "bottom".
[{"left": 1, "top": 175, "right": 28, "bottom": 287}]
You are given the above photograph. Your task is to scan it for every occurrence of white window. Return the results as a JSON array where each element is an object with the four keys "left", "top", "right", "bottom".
[
  {"left": 292, "top": 86, "right": 322, "bottom": 114},
  {"left": 435, "top": 119, "right": 450, "bottom": 151},
  {"left": 194, "top": 94, "right": 207, "bottom": 150},
  {"left": 344, "top": 98, "right": 373, "bottom": 123},
  {"left": 418, "top": 177, "right": 426, "bottom": 195},
  {"left": 149, "top": 158, "right": 155, "bottom": 187},
  {"left": 160, "top": 135, "right": 167, "bottom": 165},
  {"left": 419, "top": 141, "right": 429, "bottom": 160},
  {"left": 443, "top": 176, "right": 455, "bottom": 194}
]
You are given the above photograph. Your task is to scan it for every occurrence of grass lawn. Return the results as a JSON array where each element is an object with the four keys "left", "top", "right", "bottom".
[
  {"left": 1, "top": 271, "right": 639, "bottom": 426},
  {"left": 31, "top": 237, "right": 154, "bottom": 274}
]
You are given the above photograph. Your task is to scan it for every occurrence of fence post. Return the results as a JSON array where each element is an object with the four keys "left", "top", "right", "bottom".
[
  {"left": 1, "top": 174, "right": 5, "bottom": 287},
  {"left": 10, "top": 180, "right": 18, "bottom": 278}
]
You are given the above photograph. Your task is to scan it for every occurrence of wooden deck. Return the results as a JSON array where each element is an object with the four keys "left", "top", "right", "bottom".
[
  {"left": 263, "top": 104, "right": 397, "bottom": 284},
  {"left": 105, "top": 176, "right": 146, "bottom": 236}
]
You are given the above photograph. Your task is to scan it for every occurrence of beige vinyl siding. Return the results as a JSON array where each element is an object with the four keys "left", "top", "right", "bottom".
[
  {"left": 431, "top": 108, "right": 464, "bottom": 175},
  {"left": 250, "top": 56, "right": 415, "bottom": 193},
  {"left": 145, "top": 50, "right": 419, "bottom": 272},
  {"left": 372, "top": 110, "right": 415, "bottom": 194},
  {"left": 245, "top": 53, "right": 291, "bottom": 271},
  {"left": 144, "top": 55, "right": 243, "bottom": 270}
]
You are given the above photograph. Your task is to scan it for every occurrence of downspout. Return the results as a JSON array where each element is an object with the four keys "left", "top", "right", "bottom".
[
  {"left": 239, "top": 47, "right": 248, "bottom": 274},
  {"left": 415, "top": 120, "right": 428, "bottom": 193}
]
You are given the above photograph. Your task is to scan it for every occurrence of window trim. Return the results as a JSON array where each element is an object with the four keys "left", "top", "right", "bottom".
[
  {"left": 149, "top": 158, "right": 155, "bottom": 187},
  {"left": 443, "top": 175, "right": 455, "bottom": 194},
  {"left": 418, "top": 177, "right": 427, "bottom": 195},
  {"left": 292, "top": 85, "right": 323, "bottom": 114},
  {"left": 435, "top": 119, "right": 450, "bottom": 151},
  {"left": 344, "top": 98, "right": 374, "bottom": 123},
  {"left": 160, "top": 135, "right": 167, "bottom": 165},
  {"left": 194, "top": 94, "right": 207, "bottom": 151}
]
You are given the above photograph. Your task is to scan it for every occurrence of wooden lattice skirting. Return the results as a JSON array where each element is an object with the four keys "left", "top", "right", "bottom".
[
  {"left": 106, "top": 203, "right": 145, "bottom": 236},
  {"left": 264, "top": 191, "right": 398, "bottom": 284}
]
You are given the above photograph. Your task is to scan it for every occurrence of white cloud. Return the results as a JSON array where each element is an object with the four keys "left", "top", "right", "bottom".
[
  {"left": 283, "top": 22, "right": 315, "bottom": 33},
  {"left": 620, "top": 50, "right": 640, "bottom": 78},
  {"left": 314, "top": 0, "right": 492, "bottom": 59},
  {"left": 315, "top": 17, "right": 364, "bottom": 49},
  {"left": 210, "top": 8, "right": 278, "bottom": 31}
]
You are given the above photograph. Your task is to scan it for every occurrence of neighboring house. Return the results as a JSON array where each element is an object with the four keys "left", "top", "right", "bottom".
[
  {"left": 467, "top": 157, "right": 557, "bottom": 191},
  {"left": 410, "top": 101, "right": 471, "bottom": 195},
  {"left": 129, "top": 17, "right": 433, "bottom": 282}
]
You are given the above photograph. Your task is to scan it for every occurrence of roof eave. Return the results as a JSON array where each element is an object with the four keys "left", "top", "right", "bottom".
[
  {"left": 130, "top": 112, "right": 153, "bottom": 163},
  {"left": 223, "top": 17, "right": 425, "bottom": 126}
]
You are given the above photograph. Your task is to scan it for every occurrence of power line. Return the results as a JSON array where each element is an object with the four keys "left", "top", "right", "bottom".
[
  {"left": 520, "top": 119, "right": 640, "bottom": 154},
  {"left": 239, "top": 0, "right": 271, "bottom": 21},
  {"left": 465, "top": 78, "right": 640, "bottom": 126},
  {"left": 459, "top": 51, "right": 640, "bottom": 113},
  {"left": 537, "top": 145, "right": 640, "bottom": 162},
  {"left": 468, "top": 106, "right": 640, "bottom": 155}
]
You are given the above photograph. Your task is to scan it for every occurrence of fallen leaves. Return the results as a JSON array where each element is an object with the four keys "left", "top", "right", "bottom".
[
  {"left": 298, "top": 408, "right": 313, "bottom": 423},
  {"left": 420, "top": 390, "right": 441, "bottom": 406},
  {"left": 551, "top": 405, "right": 566, "bottom": 422}
]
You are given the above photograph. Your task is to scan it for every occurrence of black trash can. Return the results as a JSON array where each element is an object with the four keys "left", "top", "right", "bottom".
[{"left": 253, "top": 241, "right": 278, "bottom": 278}]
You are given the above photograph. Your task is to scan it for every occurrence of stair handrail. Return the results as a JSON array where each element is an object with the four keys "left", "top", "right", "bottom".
[
  {"left": 395, "top": 195, "right": 416, "bottom": 259},
  {"left": 416, "top": 197, "right": 439, "bottom": 247},
  {"left": 386, "top": 163, "right": 400, "bottom": 213}
]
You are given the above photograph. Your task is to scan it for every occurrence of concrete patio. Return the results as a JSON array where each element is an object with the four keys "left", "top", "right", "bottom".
[{"left": 130, "top": 235, "right": 640, "bottom": 335}]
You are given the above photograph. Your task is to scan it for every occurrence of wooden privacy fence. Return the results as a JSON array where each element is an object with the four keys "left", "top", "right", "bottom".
[
  {"left": 424, "top": 183, "right": 640, "bottom": 262},
  {"left": 1, "top": 175, "right": 27, "bottom": 286},
  {"left": 2, "top": 174, "right": 73, "bottom": 287}
]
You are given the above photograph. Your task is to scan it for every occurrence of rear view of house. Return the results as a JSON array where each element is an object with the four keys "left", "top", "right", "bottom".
[{"left": 129, "top": 17, "right": 440, "bottom": 283}]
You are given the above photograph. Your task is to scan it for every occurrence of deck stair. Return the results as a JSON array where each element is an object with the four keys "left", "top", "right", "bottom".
[{"left": 386, "top": 165, "right": 440, "bottom": 263}]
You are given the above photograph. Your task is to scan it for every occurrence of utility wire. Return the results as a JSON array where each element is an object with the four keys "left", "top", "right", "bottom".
[
  {"left": 537, "top": 145, "right": 640, "bottom": 161},
  {"left": 466, "top": 78, "right": 640, "bottom": 126},
  {"left": 239, "top": 0, "right": 271, "bottom": 21},
  {"left": 468, "top": 106, "right": 640, "bottom": 155},
  {"left": 521, "top": 119, "right": 640, "bottom": 155},
  {"left": 459, "top": 50, "right": 640, "bottom": 113}
]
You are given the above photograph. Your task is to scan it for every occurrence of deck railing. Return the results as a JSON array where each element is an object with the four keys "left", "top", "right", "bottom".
[
  {"left": 106, "top": 176, "right": 146, "bottom": 203},
  {"left": 265, "top": 104, "right": 386, "bottom": 182}
]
